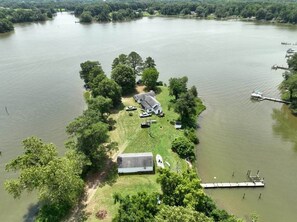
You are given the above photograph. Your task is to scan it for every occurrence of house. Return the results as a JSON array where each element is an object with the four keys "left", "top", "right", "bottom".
[
  {"left": 134, "top": 91, "right": 163, "bottom": 115},
  {"left": 117, "top": 152, "right": 154, "bottom": 174}
]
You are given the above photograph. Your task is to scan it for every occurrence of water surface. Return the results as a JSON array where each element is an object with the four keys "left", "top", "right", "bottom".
[{"left": 0, "top": 13, "right": 297, "bottom": 221}]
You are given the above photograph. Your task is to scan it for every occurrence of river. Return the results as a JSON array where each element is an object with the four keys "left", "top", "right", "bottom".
[{"left": 0, "top": 13, "right": 296, "bottom": 221}]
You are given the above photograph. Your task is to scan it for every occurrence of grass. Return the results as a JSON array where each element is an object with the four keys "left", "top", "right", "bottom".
[{"left": 85, "top": 86, "right": 204, "bottom": 221}]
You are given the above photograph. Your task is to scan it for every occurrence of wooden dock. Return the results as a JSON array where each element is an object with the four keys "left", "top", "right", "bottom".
[
  {"left": 262, "top": 96, "right": 291, "bottom": 104},
  {"left": 201, "top": 170, "right": 265, "bottom": 189},
  {"left": 201, "top": 182, "right": 264, "bottom": 189}
]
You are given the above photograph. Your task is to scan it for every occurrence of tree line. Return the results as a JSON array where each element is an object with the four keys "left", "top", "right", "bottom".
[
  {"left": 281, "top": 53, "right": 297, "bottom": 114},
  {"left": 2, "top": 0, "right": 297, "bottom": 32}
]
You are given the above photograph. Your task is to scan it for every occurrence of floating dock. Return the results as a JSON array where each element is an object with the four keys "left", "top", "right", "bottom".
[
  {"left": 201, "top": 182, "right": 264, "bottom": 189},
  {"left": 201, "top": 170, "right": 265, "bottom": 189}
]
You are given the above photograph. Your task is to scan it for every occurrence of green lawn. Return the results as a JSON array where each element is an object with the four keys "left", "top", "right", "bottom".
[{"left": 86, "top": 86, "right": 204, "bottom": 221}]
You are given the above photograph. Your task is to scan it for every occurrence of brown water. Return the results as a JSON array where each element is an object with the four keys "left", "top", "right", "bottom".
[{"left": 0, "top": 13, "right": 297, "bottom": 221}]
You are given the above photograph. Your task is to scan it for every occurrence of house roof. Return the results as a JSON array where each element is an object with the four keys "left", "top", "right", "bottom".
[
  {"left": 140, "top": 95, "right": 160, "bottom": 110},
  {"left": 134, "top": 91, "right": 156, "bottom": 102},
  {"left": 117, "top": 152, "right": 153, "bottom": 168}
]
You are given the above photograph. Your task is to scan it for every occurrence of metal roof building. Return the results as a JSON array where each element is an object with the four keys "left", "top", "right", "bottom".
[{"left": 117, "top": 152, "right": 154, "bottom": 174}]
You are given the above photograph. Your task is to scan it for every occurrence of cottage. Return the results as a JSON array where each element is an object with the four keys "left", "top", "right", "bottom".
[
  {"left": 134, "top": 91, "right": 163, "bottom": 115},
  {"left": 117, "top": 152, "right": 154, "bottom": 174}
]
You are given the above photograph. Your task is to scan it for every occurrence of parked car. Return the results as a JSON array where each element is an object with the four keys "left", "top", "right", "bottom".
[
  {"left": 174, "top": 121, "right": 182, "bottom": 129},
  {"left": 141, "top": 122, "right": 151, "bottom": 128},
  {"left": 139, "top": 112, "right": 152, "bottom": 118},
  {"left": 125, "top": 106, "right": 137, "bottom": 111}
]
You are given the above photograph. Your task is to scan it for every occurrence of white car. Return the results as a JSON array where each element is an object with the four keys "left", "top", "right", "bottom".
[
  {"left": 125, "top": 106, "right": 137, "bottom": 111},
  {"left": 139, "top": 112, "right": 152, "bottom": 118}
]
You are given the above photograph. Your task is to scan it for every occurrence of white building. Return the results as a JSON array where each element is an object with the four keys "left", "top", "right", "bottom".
[{"left": 134, "top": 91, "right": 163, "bottom": 115}]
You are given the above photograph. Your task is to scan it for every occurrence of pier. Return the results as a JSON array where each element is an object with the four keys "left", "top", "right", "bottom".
[
  {"left": 201, "top": 170, "right": 265, "bottom": 189},
  {"left": 271, "top": 64, "right": 289, "bottom": 70},
  {"left": 262, "top": 96, "right": 291, "bottom": 104},
  {"left": 251, "top": 91, "right": 291, "bottom": 104}
]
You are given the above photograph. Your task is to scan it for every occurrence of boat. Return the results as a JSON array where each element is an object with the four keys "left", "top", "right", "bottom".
[
  {"left": 156, "top": 154, "right": 165, "bottom": 168},
  {"left": 251, "top": 90, "right": 263, "bottom": 100},
  {"left": 287, "top": 48, "right": 296, "bottom": 54}
]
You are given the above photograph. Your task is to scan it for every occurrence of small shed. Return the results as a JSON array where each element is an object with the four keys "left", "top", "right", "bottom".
[{"left": 117, "top": 152, "right": 154, "bottom": 174}]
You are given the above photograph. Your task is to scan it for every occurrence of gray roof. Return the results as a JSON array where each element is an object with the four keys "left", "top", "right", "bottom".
[
  {"left": 117, "top": 152, "right": 153, "bottom": 168},
  {"left": 134, "top": 91, "right": 156, "bottom": 102},
  {"left": 140, "top": 96, "right": 160, "bottom": 110}
]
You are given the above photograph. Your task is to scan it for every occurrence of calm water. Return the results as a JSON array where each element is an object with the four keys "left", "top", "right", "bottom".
[{"left": 1, "top": 13, "right": 297, "bottom": 221}]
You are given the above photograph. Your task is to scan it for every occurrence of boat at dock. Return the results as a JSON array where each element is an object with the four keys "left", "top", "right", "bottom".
[
  {"left": 251, "top": 90, "right": 263, "bottom": 100},
  {"left": 287, "top": 48, "right": 296, "bottom": 54}
]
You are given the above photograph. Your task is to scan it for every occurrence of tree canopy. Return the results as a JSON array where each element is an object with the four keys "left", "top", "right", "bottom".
[
  {"left": 5, "top": 137, "right": 85, "bottom": 221},
  {"left": 142, "top": 67, "right": 159, "bottom": 90},
  {"left": 169, "top": 76, "right": 188, "bottom": 100},
  {"left": 111, "top": 64, "right": 136, "bottom": 95}
]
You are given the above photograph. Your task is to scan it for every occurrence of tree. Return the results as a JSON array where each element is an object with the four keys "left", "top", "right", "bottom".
[
  {"left": 79, "top": 61, "right": 104, "bottom": 88},
  {"left": 171, "top": 136, "right": 195, "bottom": 160},
  {"left": 142, "top": 67, "right": 159, "bottom": 90},
  {"left": 80, "top": 11, "right": 92, "bottom": 23},
  {"left": 0, "top": 18, "right": 14, "bottom": 33},
  {"left": 143, "top": 56, "right": 156, "bottom": 69},
  {"left": 67, "top": 109, "right": 110, "bottom": 170},
  {"left": 87, "top": 96, "right": 113, "bottom": 117},
  {"left": 189, "top": 85, "right": 198, "bottom": 97},
  {"left": 113, "top": 192, "right": 159, "bottom": 222},
  {"left": 288, "top": 53, "right": 297, "bottom": 72},
  {"left": 111, "top": 64, "right": 136, "bottom": 94},
  {"left": 92, "top": 78, "right": 122, "bottom": 107},
  {"left": 112, "top": 54, "right": 128, "bottom": 70},
  {"left": 169, "top": 76, "right": 188, "bottom": 100},
  {"left": 155, "top": 205, "right": 213, "bottom": 222},
  {"left": 174, "top": 91, "right": 198, "bottom": 127},
  {"left": 5, "top": 137, "right": 85, "bottom": 221},
  {"left": 128, "top": 51, "right": 143, "bottom": 75}
]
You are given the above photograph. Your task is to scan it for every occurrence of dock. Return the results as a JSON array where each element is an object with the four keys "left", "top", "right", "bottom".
[
  {"left": 201, "top": 182, "right": 264, "bottom": 189},
  {"left": 251, "top": 91, "right": 291, "bottom": 104},
  {"left": 271, "top": 64, "right": 289, "bottom": 70},
  {"left": 262, "top": 96, "right": 291, "bottom": 104},
  {"left": 201, "top": 170, "right": 265, "bottom": 189}
]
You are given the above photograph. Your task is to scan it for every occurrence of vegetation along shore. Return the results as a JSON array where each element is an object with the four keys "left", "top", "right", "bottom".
[
  {"left": 4, "top": 51, "right": 246, "bottom": 221},
  {"left": 1, "top": 0, "right": 297, "bottom": 33}
]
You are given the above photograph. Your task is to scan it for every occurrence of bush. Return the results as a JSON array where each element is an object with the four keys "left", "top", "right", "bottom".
[
  {"left": 171, "top": 137, "right": 195, "bottom": 161},
  {"left": 184, "top": 128, "right": 199, "bottom": 144}
]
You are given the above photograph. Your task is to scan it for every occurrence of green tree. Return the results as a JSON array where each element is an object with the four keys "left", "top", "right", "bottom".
[
  {"left": 113, "top": 192, "right": 159, "bottom": 222},
  {"left": 155, "top": 205, "right": 213, "bottom": 222},
  {"left": 92, "top": 78, "right": 122, "bottom": 107},
  {"left": 128, "top": 51, "right": 143, "bottom": 75},
  {"left": 87, "top": 96, "right": 113, "bottom": 117},
  {"left": 142, "top": 67, "right": 159, "bottom": 90},
  {"left": 189, "top": 85, "right": 198, "bottom": 97},
  {"left": 171, "top": 136, "right": 195, "bottom": 160},
  {"left": 0, "top": 18, "right": 14, "bottom": 33},
  {"left": 111, "top": 64, "right": 136, "bottom": 94},
  {"left": 67, "top": 108, "right": 110, "bottom": 170},
  {"left": 174, "top": 91, "right": 198, "bottom": 127},
  {"left": 144, "top": 56, "right": 156, "bottom": 69},
  {"left": 112, "top": 54, "right": 128, "bottom": 70},
  {"left": 80, "top": 61, "right": 104, "bottom": 88},
  {"left": 80, "top": 11, "right": 93, "bottom": 23},
  {"left": 169, "top": 76, "right": 188, "bottom": 100},
  {"left": 5, "top": 137, "right": 85, "bottom": 221}
]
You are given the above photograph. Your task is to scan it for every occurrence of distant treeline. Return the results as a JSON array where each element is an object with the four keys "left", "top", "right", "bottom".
[{"left": 1, "top": 0, "right": 297, "bottom": 32}]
